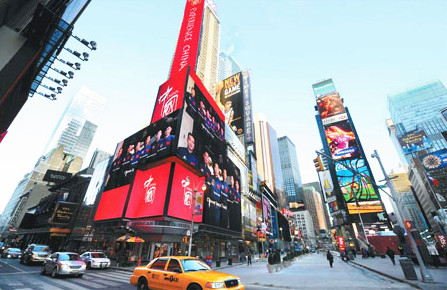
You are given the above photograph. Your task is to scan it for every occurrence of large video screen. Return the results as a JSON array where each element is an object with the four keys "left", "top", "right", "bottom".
[
  {"left": 167, "top": 162, "right": 205, "bottom": 222},
  {"left": 398, "top": 129, "right": 432, "bottom": 154},
  {"left": 316, "top": 92, "right": 347, "bottom": 125},
  {"left": 420, "top": 149, "right": 447, "bottom": 171},
  {"left": 124, "top": 163, "right": 172, "bottom": 219},
  {"left": 104, "top": 111, "right": 180, "bottom": 192},
  {"left": 176, "top": 72, "right": 240, "bottom": 232},
  {"left": 335, "top": 159, "right": 383, "bottom": 214},
  {"left": 324, "top": 120, "right": 360, "bottom": 160},
  {"left": 94, "top": 185, "right": 130, "bottom": 221}
]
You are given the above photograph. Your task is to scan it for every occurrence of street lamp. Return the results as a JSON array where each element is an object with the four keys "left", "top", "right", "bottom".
[
  {"left": 371, "top": 149, "right": 434, "bottom": 283},
  {"left": 185, "top": 177, "right": 207, "bottom": 256}
]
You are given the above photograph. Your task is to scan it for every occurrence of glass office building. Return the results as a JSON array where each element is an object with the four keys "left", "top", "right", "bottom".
[{"left": 278, "top": 136, "right": 304, "bottom": 204}]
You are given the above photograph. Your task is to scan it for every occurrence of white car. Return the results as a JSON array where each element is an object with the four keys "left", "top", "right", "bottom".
[
  {"left": 80, "top": 252, "right": 111, "bottom": 269},
  {"left": 42, "top": 252, "right": 86, "bottom": 278}
]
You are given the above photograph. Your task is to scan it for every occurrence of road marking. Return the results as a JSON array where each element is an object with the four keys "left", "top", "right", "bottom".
[
  {"left": 73, "top": 277, "right": 107, "bottom": 289},
  {"left": 86, "top": 272, "right": 129, "bottom": 283},
  {"left": 6, "top": 282, "right": 24, "bottom": 287},
  {"left": 0, "top": 259, "right": 26, "bottom": 273},
  {"left": 82, "top": 275, "right": 120, "bottom": 287},
  {"left": 0, "top": 271, "right": 40, "bottom": 275},
  {"left": 43, "top": 277, "right": 91, "bottom": 290}
]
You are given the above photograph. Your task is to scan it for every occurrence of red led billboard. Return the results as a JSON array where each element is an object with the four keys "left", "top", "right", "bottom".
[
  {"left": 167, "top": 162, "right": 204, "bottom": 222},
  {"left": 125, "top": 163, "right": 172, "bottom": 219},
  {"left": 169, "top": 0, "right": 205, "bottom": 78},
  {"left": 94, "top": 185, "right": 130, "bottom": 221},
  {"left": 151, "top": 69, "right": 188, "bottom": 124}
]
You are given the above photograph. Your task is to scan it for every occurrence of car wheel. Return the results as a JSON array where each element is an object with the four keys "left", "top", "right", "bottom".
[
  {"left": 40, "top": 266, "right": 46, "bottom": 275},
  {"left": 187, "top": 283, "right": 202, "bottom": 290},
  {"left": 51, "top": 267, "right": 58, "bottom": 278},
  {"left": 87, "top": 262, "right": 91, "bottom": 269},
  {"left": 137, "top": 277, "right": 149, "bottom": 290}
]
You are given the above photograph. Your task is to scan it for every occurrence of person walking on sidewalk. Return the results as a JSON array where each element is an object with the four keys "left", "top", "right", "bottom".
[
  {"left": 386, "top": 247, "right": 396, "bottom": 265},
  {"left": 246, "top": 252, "right": 252, "bottom": 266},
  {"left": 327, "top": 250, "right": 334, "bottom": 268}
]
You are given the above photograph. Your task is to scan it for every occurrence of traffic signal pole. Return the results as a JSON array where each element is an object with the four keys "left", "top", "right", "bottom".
[{"left": 371, "top": 150, "right": 434, "bottom": 283}]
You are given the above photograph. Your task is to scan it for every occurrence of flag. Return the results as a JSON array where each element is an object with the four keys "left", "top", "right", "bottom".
[{"left": 427, "top": 173, "right": 439, "bottom": 186}]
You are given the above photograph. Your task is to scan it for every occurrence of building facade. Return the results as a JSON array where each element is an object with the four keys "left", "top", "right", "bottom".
[
  {"left": 218, "top": 51, "right": 242, "bottom": 82},
  {"left": 292, "top": 210, "right": 316, "bottom": 246},
  {"left": 278, "top": 136, "right": 304, "bottom": 205}
]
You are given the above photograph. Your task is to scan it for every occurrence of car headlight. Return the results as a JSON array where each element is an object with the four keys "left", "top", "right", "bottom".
[
  {"left": 60, "top": 264, "right": 67, "bottom": 269},
  {"left": 7, "top": 255, "right": 11, "bottom": 258},
  {"left": 31, "top": 254, "right": 36, "bottom": 258},
  {"left": 237, "top": 279, "right": 242, "bottom": 285},
  {"left": 205, "top": 282, "right": 225, "bottom": 288}
]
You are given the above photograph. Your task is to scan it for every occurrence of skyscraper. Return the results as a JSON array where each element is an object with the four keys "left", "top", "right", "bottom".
[
  {"left": 44, "top": 87, "right": 106, "bottom": 161},
  {"left": 195, "top": 0, "right": 220, "bottom": 98},
  {"left": 254, "top": 114, "right": 287, "bottom": 208},
  {"left": 387, "top": 80, "right": 447, "bottom": 166},
  {"left": 278, "top": 136, "right": 304, "bottom": 205},
  {"left": 303, "top": 185, "right": 328, "bottom": 233},
  {"left": 218, "top": 51, "right": 242, "bottom": 81}
]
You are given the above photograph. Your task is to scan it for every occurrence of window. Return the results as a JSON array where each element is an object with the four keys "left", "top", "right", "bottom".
[
  {"left": 167, "top": 259, "right": 181, "bottom": 272},
  {"left": 150, "top": 258, "right": 168, "bottom": 270}
]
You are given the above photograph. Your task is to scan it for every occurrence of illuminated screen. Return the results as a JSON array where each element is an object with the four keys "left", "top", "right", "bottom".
[
  {"left": 420, "top": 149, "right": 447, "bottom": 171},
  {"left": 94, "top": 185, "right": 130, "bottom": 221},
  {"left": 324, "top": 120, "right": 360, "bottom": 160},
  {"left": 398, "top": 129, "right": 432, "bottom": 154},
  {"left": 125, "top": 163, "right": 171, "bottom": 219},
  {"left": 167, "top": 162, "right": 205, "bottom": 222},
  {"left": 104, "top": 110, "right": 180, "bottom": 192},
  {"left": 316, "top": 92, "right": 347, "bottom": 125}
]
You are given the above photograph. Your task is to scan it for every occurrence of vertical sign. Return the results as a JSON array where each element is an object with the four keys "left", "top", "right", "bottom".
[
  {"left": 242, "top": 70, "right": 254, "bottom": 143},
  {"left": 169, "top": 0, "right": 205, "bottom": 78}
]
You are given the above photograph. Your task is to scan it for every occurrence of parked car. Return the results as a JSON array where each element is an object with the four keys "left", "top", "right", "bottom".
[
  {"left": 0, "top": 242, "right": 6, "bottom": 254},
  {"left": 20, "top": 244, "right": 50, "bottom": 264},
  {"left": 130, "top": 256, "right": 245, "bottom": 290},
  {"left": 2, "top": 248, "right": 22, "bottom": 259},
  {"left": 41, "top": 252, "right": 86, "bottom": 278},
  {"left": 80, "top": 251, "right": 111, "bottom": 269}
]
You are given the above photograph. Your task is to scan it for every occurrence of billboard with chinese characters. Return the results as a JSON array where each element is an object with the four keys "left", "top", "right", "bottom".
[
  {"left": 420, "top": 149, "right": 447, "bottom": 171},
  {"left": 324, "top": 120, "right": 360, "bottom": 160},
  {"left": 316, "top": 92, "right": 347, "bottom": 125},
  {"left": 215, "top": 70, "right": 254, "bottom": 144},
  {"left": 398, "top": 130, "right": 432, "bottom": 154},
  {"left": 335, "top": 159, "right": 383, "bottom": 214},
  {"left": 169, "top": 0, "right": 205, "bottom": 78}
]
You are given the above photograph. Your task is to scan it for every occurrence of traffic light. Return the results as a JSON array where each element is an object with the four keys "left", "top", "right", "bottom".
[
  {"left": 313, "top": 156, "right": 325, "bottom": 172},
  {"left": 404, "top": 220, "right": 414, "bottom": 231}
]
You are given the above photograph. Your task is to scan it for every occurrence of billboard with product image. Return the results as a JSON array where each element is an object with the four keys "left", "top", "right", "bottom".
[
  {"left": 324, "top": 120, "right": 360, "bottom": 160},
  {"left": 316, "top": 92, "right": 347, "bottom": 125}
]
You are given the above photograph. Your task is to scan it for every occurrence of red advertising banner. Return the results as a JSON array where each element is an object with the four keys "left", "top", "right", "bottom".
[
  {"left": 94, "top": 185, "right": 130, "bottom": 221},
  {"left": 167, "top": 162, "right": 204, "bottom": 222},
  {"left": 337, "top": 236, "right": 346, "bottom": 251},
  {"left": 125, "top": 164, "right": 172, "bottom": 219},
  {"left": 151, "top": 69, "right": 188, "bottom": 124},
  {"left": 0, "top": 131, "right": 7, "bottom": 144},
  {"left": 435, "top": 234, "right": 447, "bottom": 249},
  {"left": 169, "top": 0, "right": 205, "bottom": 78}
]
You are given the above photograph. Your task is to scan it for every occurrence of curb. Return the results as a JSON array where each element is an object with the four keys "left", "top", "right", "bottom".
[{"left": 348, "top": 260, "right": 421, "bottom": 289}]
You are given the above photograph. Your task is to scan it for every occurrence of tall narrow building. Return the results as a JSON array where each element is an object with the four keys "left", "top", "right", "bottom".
[
  {"left": 44, "top": 87, "right": 106, "bottom": 161},
  {"left": 218, "top": 51, "right": 242, "bottom": 82},
  {"left": 278, "top": 136, "right": 304, "bottom": 205}
]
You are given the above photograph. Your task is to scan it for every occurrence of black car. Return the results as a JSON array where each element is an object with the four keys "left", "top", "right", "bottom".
[
  {"left": 2, "top": 248, "right": 22, "bottom": 259},
  {"left": 20, "top": 244, "right": 50, "bottom": 264}
]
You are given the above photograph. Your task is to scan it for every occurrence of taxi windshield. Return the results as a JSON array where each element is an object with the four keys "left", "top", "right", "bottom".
[
  {"left": 181, "top": 259, "right": 210, "bottom": 272},
  {"left": 91, "top": 253, "right": 107, "bottom": 258},
  {"left": 35, "top": 246, "right": 49, "bottom": 252}
]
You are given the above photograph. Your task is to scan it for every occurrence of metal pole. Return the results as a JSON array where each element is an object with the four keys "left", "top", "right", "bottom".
[
  {"left": 188, "top": 189, "right": 197, "bottom": 256},
  {"left": 371, "top": 150, "right": 434, "bottom": 283}
]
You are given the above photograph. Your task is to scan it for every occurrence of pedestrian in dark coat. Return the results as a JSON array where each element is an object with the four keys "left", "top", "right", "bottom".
[
  {"left": 386, "top": 247, "right": 396, "bottom": 265},
  {"left": 327, "top": 251, "right": 334, "bottom": 267}
]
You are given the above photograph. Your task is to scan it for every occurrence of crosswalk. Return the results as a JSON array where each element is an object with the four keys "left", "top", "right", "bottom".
[{"left": 0, "top": 269, "right": 133, "bottom": 290}]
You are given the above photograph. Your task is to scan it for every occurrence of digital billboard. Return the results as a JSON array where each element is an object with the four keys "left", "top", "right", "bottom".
[
  {"left": 94, "top": 185, "right": 130, "bottom": 221},
  {"left": 312, "top": 78, "right": 336, "bottom": 98},
  {"left": 262, "top": 198, "right": 272, "bottom": 235},
  {"left": 124, "top": 164, "right": 171, "bottom": 219},
  {"left": 398, "top": 129, "right": 432, "bottom": 154},
  {"left": 104, "top": 110, "right": 180, "bottom": 192},
  {"left": 420, "top": 149, "right": 447, "bottom": 171},
  {"left": 318, "top": 170, "right": 336, "bottom": 202},
  {"left": 242, "top": 70, "right": 254, "bottom": 143},
  {"left": 167, "top": 162, "right": 205, "bottom": 222},
  {"left": 335, "top": 159, "right": 383, "bottom": 214},
  {"left": 316, "top": 92, "right": 347, "bottom": 125},
  {"left": 169, "top": 0, "right": 205, "bottom": 78},
  {"left": 324, "top": 120, "right": 360, "bottom": 160}
]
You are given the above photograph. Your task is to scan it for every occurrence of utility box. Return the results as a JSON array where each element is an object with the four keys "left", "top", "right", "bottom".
[{"left": 399, "top": 258, "right": 417, "bottom": 280}]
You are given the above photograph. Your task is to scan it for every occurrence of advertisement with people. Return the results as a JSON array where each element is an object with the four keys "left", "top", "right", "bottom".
[
  {"left": 324, "top": 120, "right": 360, "bottom": 160},
  {"left": 216, "top": 72, "right": 244, "bottom": 136},
  {"left": 316, "top": 92, "right": 347, "bottom": 125},
  {"left": 398, "top": 129, "right": 432, "bottom": 154}
]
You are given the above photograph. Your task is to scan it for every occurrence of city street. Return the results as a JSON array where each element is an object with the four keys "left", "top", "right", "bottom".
[{"left": 0, "top": 258, "right": 132, "bottom": 290}]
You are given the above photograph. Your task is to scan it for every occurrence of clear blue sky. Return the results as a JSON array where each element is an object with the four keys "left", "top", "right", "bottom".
[{"left": 1, "top": 0, "right": 446, "bottom": 213}]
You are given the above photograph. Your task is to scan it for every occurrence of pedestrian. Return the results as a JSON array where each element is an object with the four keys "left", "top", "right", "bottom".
[
  {"left": 247, "top": 252, "right": 252, "bottom": 266},
  {"left": 327, "top": 250, "right": 334, "bottom": 268},
  {"left": 205, "top": 253, "right": 213, "bottom": 268},
  {"left": 386, "top": 247, "right": 396, "bottom": 265},
  {"left": 397, "top": 244, "right": 404, "bottom": 255}
]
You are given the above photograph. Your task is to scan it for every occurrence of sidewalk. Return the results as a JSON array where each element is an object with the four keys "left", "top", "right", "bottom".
[
  {"left": 109, "top": 256, "right": 265, "bottom": 272},
  {"left": 348, "top": 255, "right": 447, "bottom": 290}
]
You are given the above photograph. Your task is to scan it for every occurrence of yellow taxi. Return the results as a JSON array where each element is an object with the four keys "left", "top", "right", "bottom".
[{"left": 130, "top": 256, "right": 245, "bottom": 290}]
